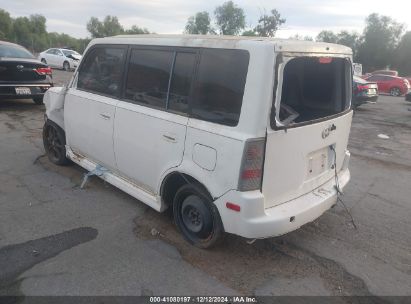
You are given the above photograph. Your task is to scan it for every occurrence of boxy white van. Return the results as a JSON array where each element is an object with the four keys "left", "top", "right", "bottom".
[{"left": 43, "top": 35, "right": 353, "bottom": 248}]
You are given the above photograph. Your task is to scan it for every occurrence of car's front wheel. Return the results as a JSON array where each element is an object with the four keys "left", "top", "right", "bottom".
[
  {"left": 43, "top": 120, "right": 69, "bottom": 165},
  {"left": 33, "top": 97, "right": 43, "bottom": 105},
  {"left": 173, "top": 183, "right": 224, "bottom": 249},
  {"left": 41, "top": 58, "right": 47, "bottom": 64},
  {"left": 390, "top": 87, "right": 402, "bottom": 97},
  {"left": 63, "top": 61, "right": 70, "bottom": 71}
]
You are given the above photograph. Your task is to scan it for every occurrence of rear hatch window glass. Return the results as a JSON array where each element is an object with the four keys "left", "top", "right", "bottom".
[{"left": 273, "top": 56, "right": 352, "bottom": 128}]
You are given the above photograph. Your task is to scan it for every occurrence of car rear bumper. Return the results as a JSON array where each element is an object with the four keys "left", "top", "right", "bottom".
[
  {"left": 353, "top": 95, "right": 378, "bottom": 106},
  {"left": 214, "top": 152, "right": 351, "bottom": 239},
  {"left": 0, "top": 83, "right": 52, "bottom": 99}
]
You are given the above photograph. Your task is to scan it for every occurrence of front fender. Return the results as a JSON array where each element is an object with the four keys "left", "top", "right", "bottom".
[{"left": 43, "top": 86, "right": 67, "bottom": 130}]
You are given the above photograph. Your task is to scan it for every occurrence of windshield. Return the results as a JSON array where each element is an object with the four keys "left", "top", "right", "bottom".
[
  {"left": 62, "top": 49, "right": 80, "bottom": 56},
  {"left": 0, "top": 44, "right": 34, "bottom": 59}
]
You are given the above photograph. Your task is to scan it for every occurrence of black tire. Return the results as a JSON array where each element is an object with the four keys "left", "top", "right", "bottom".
[
  {"left": 390, "top": 87, "right": 401, "bottom": 97},
  {"left": 63, "top": 61, "right": 70, "bottom": 71},
  {"left": 33, "top": 97, "right": 43, "bottom": 105},
  {"left": 173, "top": 183, "right": 224, "bottom": 249},
  {"left": 41, "top": 58, "right": 47, "bottom": 64},
  {"left": 43, "top": 120, "right": 69, "bottom": 165}
]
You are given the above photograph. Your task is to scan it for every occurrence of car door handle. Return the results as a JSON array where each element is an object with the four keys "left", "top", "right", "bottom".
[
  {"left": 99, "top": 113, "right": 111, "bottom": 120},
  {"left": 162, "top": 134, "right": 177, "bottom": 143}
]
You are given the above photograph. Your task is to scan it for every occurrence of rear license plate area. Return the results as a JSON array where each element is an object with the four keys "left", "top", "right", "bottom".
[
  {"left": 15, "top": 87, "right": 31, "bottom": 95},
  {"left": 306, "top": 147, "right": 329, "bottom": 180}
]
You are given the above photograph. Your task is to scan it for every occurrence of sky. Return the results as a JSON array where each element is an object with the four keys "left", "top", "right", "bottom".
[{"left": 1, "top": 0, "right": 410, "bottom": 39}]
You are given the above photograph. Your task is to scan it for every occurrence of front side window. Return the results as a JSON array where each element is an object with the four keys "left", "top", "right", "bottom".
[
  {"left": 191, "top": 49, "right": 249, "bottom": 126},
  {"left": 274, "top": 56, "right": 352, "bottom": 128},
  {"left": 125, "top": 49, "right": 174, "bottom": 109},
  {"left": 77, "top": 47, "right": 126, "bottom": 97}
]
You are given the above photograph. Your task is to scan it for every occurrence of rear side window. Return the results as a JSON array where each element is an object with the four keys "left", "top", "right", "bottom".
[
  {"left": 125, "top": 49, "right": 174, "bottom": 109},
  {"left": 77, "top": 47, "right": 126, "bottom": 97},
  {"left": 168, "top": 52, "right": 196, "bottom": 113},
  {"left": 191, "top": 49, "right": 249, "bottom": 126}
]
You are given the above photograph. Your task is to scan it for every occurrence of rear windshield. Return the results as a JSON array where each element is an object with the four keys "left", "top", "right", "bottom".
[
  {"left": 0, "top": 44, "right": 34, "bottom": 59},
  {"left": 273, "top": 56, "right": 352, "bottom": 128}
]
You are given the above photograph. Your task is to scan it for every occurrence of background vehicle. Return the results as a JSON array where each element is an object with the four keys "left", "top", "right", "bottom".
[
  {"left": 0, "top": 40, "right": 53, "bottom": 105},
  {"left": 38, "top": 48, "right": 82, "bottom": 71},
  {"left": 43, "top": 36, "right": 353, "bottom": 248},
  {"left": 352, "top": 75, "right": 378, "bottom": 108},
  {"left": 363, "top": 74, "right": 410, "bottom": 96}
]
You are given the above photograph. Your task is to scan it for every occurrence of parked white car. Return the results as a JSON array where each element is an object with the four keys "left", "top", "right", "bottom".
[
  {"left": 38, "top": 48, "right": 82, "bottom": 71},
  {"left": 42, "top": 35, "right": 353, "bottom": 248}
]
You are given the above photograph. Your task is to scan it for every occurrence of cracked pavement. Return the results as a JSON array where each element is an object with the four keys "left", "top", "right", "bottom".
[{"left": 0, "top": 71, "right": 410, "bottom": 298}]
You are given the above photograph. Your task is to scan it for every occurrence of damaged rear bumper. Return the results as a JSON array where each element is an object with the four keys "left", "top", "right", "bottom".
[{"left": 214, "top": 167, "right": 350, "bottom": 239}]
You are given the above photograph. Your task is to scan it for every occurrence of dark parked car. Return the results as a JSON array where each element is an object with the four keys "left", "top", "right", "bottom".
[
  {"left": 353, "top": 75, "right": 378, "bottom": 108},
  {"left": 0, "top": 40, "right": 53, "bottom": 104},
  {"left": 406, "top": 91, "right": 411, "bottom": 102}
]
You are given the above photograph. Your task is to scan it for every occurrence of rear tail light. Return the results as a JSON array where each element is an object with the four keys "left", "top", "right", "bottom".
[
  {"left": 238, "top": 138, "right": 265, "bottom": 191},
  {"left": 356, "top": 85, "right": 369, "bottom": 90},
  {"left": 34, "top": 67, "right": 52, "bottom": 75},
  {"left": 319, "top": 57, "right": 333, "bottom": 64}
]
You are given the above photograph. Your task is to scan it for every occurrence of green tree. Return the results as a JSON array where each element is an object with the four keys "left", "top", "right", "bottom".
[
  {"left": 214, "top": 1, "right": 245, "bottom": 35},
  {"left": 336, "top": 31, "right": 360, "bottom": 60},
  {"left": 185, "top": 11, "right": 213, "bottom": 35},
  {"left": 242, "top": 29, "right": 257, "bottom": 36},
  {"left": 12, "top": 17, "right": 32, "bottom": 49},
  {"left": 316, "top": 30, "right": 338, "bottom": 43},
  {"left": 358, "top": 13, "right": 404, "bottom": 71},
  {"left": 0, "top": 9, "right": 12, "bottom": 40},
  {"left": 254, "top": 9, "right": 285, "bottom": 37},
  {"left": 124, "top": 25, "right": 150, "bottom": 35},
  {"left": 393, "top": 31, "right": 411, "bottom": 76},
  {"left": 87, "top": 15, "right": 124, "bottom": 38},
  {"left": 291, "top": 34, "right": 313, "bottom": 41}
]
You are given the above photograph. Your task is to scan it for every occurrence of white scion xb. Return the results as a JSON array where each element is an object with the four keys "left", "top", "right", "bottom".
[{"left": 42, "top": 35, "right": 353, "bottom": 248}]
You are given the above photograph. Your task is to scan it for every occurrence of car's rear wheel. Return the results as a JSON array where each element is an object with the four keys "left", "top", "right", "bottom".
[
  {"left": 390, "top": 87, "right": 401, "bottom": 96},
  {"left": 43, "top": 121, "right": 69, "bottom": 165},
  {"left": 33, "top": 97, "right": 43, "bottom": 105},
  {"left": 173, "top": 183, "right": 224, "bottom": 249},
  {"left": 63, "top": 61, "right": 70, "bottom": 71},
  {"left": 41, "top": 58, "right": 47, "bottom": 64}
]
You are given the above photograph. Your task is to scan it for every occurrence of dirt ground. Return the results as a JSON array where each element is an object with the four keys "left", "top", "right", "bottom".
[{"left": 0, "top": 70, "right": 410, "bottom": 299}]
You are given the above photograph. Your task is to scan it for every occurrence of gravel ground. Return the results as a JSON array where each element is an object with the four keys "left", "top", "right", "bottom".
[{"left": 0, "top": 70, "right": 410, "bottom": 299}]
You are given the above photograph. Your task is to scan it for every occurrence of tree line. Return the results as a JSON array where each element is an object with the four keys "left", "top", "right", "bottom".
[{"left": 0, "top": 3, "right": 410, "bottom": 75}]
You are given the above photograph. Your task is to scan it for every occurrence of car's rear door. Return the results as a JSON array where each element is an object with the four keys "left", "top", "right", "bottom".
[
  {"left": 113, "top": 47, "right": 196, "bottom": 194},
  {"left": 64, "top": 45, "right": 127, "bottom": 170},
  {"left": 262, "top": 53, "right": 353, "bottom": 208}
]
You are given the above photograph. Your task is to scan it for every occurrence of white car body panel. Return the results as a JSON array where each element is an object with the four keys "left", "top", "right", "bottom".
[
  {"left": 43, "top": 35, "right": 353, "bottom": 239},
  {"left": 114, "top": 101, "right": 188, "bottom": 194},
  {"left": 64, "top": 89, "right": 117, "bottom": 170}
]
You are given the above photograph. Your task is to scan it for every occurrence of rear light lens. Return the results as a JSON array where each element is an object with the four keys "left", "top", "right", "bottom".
[
  {"left": 34, "top": 67, "right": 52, "bottom": 75},
  {"left": 238, "top": 138, "right": 265, "bottom": 191},
  {"left": 319, "top": 57, "right": 332, "bottom": 64},
  {"left": 356, "top": 85, "right": 369, "bottom": 90}
]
